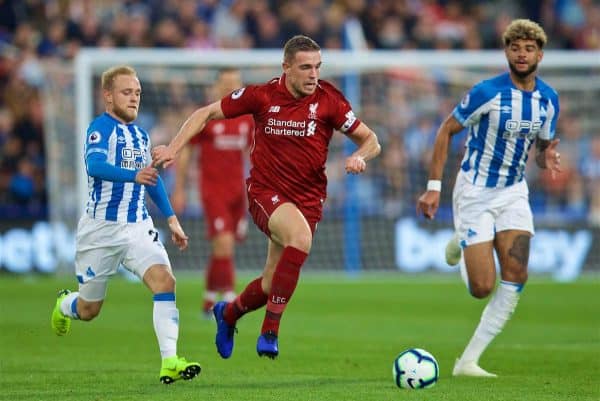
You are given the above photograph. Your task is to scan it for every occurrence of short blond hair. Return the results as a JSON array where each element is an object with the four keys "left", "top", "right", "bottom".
[
  {"left": 502, "top": 19, "right": 547, "bottom": 49},
  {"left": 101, "top": 65, "right": 137, "bottom": 91}
]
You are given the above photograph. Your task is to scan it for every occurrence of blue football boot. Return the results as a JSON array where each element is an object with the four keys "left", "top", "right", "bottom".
[
  {"left": 256, "top": 332, "right": 279, "bottom": 359},
  {"left": 213, "top": 301, "right": 236, "bottom": 359}
]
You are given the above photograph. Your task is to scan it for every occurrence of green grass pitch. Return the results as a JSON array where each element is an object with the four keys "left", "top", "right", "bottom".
[{"left": 1, "top": 273, "right": 598, "bottom": 401}]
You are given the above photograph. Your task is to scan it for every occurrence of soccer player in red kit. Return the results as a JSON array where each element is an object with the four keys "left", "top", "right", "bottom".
[
  {"left": 153, "top": 35, "right": 381, "bottom": 359},
  {"left": 172, "top": 68, "right": 254, "bottom": 318}
]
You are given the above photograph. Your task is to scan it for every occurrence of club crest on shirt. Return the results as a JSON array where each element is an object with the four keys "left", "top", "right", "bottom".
[
  {"left": 308, "top": 102, "right": 319, "bottom": 120},
  {"left": 231, "top": 87, "right": 246, "bottom": 99},
  {"left": 88, "top": 131, "right": 101, "bottom": 144}
]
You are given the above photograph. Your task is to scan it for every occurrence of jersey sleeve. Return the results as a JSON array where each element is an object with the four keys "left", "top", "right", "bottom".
[
  {"left": 142, "top": 127, "right": 152, "bottom": 167},
  {"left": 327, "top": 87, "right": 361, "bottom": 134},
  {"left": 85, "top": 120, "right": 113, "bottom": 160},
  {"left": 539, "top": 90, "right": 560, "bottom": 141},
  {"left": 220, "top": 85, "right": 261, "bottom": 119},
  {"left": 452, "top": 82, "right": 492, "bottom": 127}
]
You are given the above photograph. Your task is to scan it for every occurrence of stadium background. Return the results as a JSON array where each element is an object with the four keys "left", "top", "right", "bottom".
[{"left": 0, "top": 0, "right": 598, "bottom": 280}]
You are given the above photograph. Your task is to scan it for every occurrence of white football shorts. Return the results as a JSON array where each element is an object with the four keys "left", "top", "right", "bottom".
[
  {"left": 74, "top": 215, "right": 171, "bottom": 301},
  {"left": 452, "top": 170, "right": 534, "bottom": 248}
]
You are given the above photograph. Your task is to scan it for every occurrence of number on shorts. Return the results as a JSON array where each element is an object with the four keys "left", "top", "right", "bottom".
[{"left": 148, "top": 229, "right": 159, "bottom": 242}]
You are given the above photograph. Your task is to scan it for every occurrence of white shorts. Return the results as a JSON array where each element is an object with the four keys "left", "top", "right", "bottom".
[
  {"left": 452, "top": 170, "right": 534, "bottom": 248},
  {"left": 75, "top": 215, "right": 171, "bottom": 301}
]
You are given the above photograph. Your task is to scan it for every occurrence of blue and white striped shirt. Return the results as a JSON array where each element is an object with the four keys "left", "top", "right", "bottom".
[
  {"left": 453, "top": 72, "right": 560, "bottom": 188},
  {"left": 84, "top": 112, "right": 151, "bottom": 222}
]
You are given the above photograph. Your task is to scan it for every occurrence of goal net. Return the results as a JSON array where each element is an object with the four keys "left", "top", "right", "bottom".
[{"left": 43, "top": 49, "right": 600, "bottom": 279}]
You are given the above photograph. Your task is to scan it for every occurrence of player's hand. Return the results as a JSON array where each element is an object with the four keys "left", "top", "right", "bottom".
[
  {"left": 135, "top": 166, "right": 159, "bottom": 186},
  {"left": 545, "top": 139, "right": 562, "bottom": 179},
  {"left": 167, "top": 215, "right": 188, "bottom": 251},
  {"left": 345, "top": 155, "right": 366, "bottom": 174},
  {"left": 152, "top": 145, "right": 176, "bottom": 169},
  {"left": 416, "top": 191, "right": 440, "bottom": 220}
]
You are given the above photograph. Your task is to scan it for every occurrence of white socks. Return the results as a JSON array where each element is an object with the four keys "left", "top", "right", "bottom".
[
  {"left": 223, "top": 290, "right": 236, "bottom": 303},
  {"left": 459, "top": 280, "right": 523, "bottom": 363},
  {"left": 152, "top": 292, "right": 179, "bottom": 359},
  {"left": 204, "top": 291, "right": 217, "bottom": 304},
  {"left": 60, "top": 291, "right": 80, "bottom": 319}
]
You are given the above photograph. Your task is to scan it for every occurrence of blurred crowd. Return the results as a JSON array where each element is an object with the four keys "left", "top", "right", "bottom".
[{"left": 0, "top": 0, "right": 599, "bottom": 222}]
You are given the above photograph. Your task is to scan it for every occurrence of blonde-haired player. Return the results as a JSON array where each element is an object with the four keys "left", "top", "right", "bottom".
[{"left": 51, "top": 65, "right": 201, "bottom": 384}]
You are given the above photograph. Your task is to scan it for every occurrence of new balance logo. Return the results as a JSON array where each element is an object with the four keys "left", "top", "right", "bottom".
[
  {"left": 307, "top": 120, "right": 316, "bottom": 136},
  {"left": 269, "top": 106, "right": 280, "bottom": 113}
]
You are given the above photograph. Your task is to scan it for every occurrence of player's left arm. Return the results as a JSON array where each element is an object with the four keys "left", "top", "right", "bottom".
[
  {"left": 344, "top": 122, "right": 381, "bottom": 174},
  {"left": 535, "top": 93, "right": 561, "bottom": 178},
  {"left": 145, "top": 178, "right": 189, "bottom": 250},
  {"left": 146, "top": 131, "right": 188, "bottom": 250},
  {"left": 535, "top": 138, "right": 561, "bottom": 178}
]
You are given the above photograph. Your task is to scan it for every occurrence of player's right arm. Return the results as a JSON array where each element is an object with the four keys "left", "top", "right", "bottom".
[
  {"left": 417, "top": 82, "right": 490, "bottom": 219},
  {"left": 85, "top": 124, "right": 158, "bottom": 186},
  {"left": 87, "top": 153, "right": 158, "bottom": 186},
  {"left": 416, "top": 114, "right": 464, "bottom": 219},
  {"left": 171, "top": 145, "right": 192, "bottom": 214},
  {"left": 152, "top": 100, "right": 225, "bottom": 168}
]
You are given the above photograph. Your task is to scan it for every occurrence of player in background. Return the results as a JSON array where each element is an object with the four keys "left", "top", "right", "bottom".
[
  {"left": 153, "top": 35, "right": 381, "bottom": 359},
  {"left": 50, "top": 65, "right": 201, "bottom": 384},
  {"left": 172, "top": 68, "right": 254, "bottom": 318},
  {"left": 417, "top": 19, "right": 561, "bottom": 377}
]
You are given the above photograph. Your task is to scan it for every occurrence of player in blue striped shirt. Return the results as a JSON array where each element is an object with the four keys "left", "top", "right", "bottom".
[
  {"left": 417, "top": 19, "right": 562, "bottom": 377},
  {"left": 50, "top": 65, "right": 201, "bottom": 384}
]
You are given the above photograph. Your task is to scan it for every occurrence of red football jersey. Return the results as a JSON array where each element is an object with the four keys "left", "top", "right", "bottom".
[
  {"left": 220, "top": 74, "right": 361, "bottom": 210},
  {"left": 191, "top": 115, "right": 254, "bottom": 197}
]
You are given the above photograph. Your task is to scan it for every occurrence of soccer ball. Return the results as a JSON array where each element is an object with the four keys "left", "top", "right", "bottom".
[{"left": 392, "top": 348, "right": 439, "bottom": 389}]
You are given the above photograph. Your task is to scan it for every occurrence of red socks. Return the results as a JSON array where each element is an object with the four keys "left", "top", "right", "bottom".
[
  {"left": 222, "top": 246, "right": 308, "bottom": 335},
  {"left": 261, "top": 246, "right": 308, "bottom": 335},
  {"left": 206, "top": 256, "right": 235, "bottom": 292},
  {"left": 224, "top": 277, "right": 268, "bottom": 325}
]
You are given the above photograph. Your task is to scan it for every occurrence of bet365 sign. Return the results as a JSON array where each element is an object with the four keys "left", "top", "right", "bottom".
[{"left": 394, "top": 218, "right": 594, "bottom": 282}]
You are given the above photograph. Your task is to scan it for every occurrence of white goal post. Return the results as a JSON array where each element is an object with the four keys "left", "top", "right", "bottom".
[{"left": 45, "top": 48, "right": 599, "bottom": 277}]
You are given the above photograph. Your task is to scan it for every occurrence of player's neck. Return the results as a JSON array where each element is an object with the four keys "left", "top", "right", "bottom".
[
  {"left": 106, "top": 110, "right": 133, "bottom": 125},
  {"left": 509, "top": 73, "right": 536, "bottom": 92}
]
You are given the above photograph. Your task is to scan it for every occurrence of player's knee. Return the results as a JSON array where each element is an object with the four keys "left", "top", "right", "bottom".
[
  {"left": 156, "top": 273, "right": 176, "bottom": 293},
  {"left": 469, "top": 281, "right": 494, "bottom": 299},
  {"left": 287, "top": 231, "right": 312, "bottom": 253}
]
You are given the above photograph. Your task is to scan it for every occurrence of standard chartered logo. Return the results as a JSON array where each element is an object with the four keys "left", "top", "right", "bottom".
[{"left": 265, "top": 118, "right": 309, "bottom": 137}]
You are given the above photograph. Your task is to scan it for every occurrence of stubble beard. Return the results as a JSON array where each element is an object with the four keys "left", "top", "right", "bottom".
[
  {"left": 509, "top": 61, "right": 538, "bottom": 79},
  {"left": 113, "top": 105, "right": 137, "bottom": 123}
]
